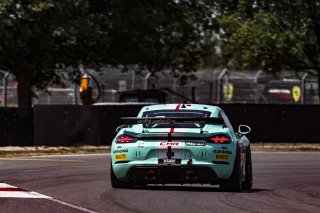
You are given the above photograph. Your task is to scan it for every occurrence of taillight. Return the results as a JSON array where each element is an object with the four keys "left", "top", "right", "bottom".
[
  {"left": 116, "top": 135, "right": 136, "bottom": 143},
  {"left": 209, "top": 135, "right": 230, "bottom": 143}
]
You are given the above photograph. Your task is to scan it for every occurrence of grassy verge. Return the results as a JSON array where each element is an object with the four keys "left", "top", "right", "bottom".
[
  {"left": 251, "top": 143, "right": 320, "bottom": 152},
  {"left": 0, "top": 146, "right": 110, "bottom": 157},
  {"left": 0, "top": 143, "right": 319, "bottom": 157}
]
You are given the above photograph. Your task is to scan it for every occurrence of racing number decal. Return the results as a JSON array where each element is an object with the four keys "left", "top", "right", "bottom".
[{"left": 292, "top": 86, "right": 301, "bottom": 102}]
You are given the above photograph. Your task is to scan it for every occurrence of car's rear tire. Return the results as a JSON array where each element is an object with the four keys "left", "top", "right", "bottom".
[
  {"left": 219, "top": 146, "right": 242, "bottom": 192},
  {"left": 110, "top": 163, "right": 132, "bottom": 188},
  {"left": 242, "top": 146, "right": 253, "bottom": 190}
]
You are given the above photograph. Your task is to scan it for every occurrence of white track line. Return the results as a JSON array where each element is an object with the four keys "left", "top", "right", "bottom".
[
  {"left": 0, "top": 183, "right": 98, "bottom": 213},
  {"left": 49, "top": 198, "right": 98, "bottom": 213},
  {"left": 30, "top": 153, "right": 110, "bottom": 158},
  {"left": 0, "top": 183, "right": 50, "bottom": 199}
]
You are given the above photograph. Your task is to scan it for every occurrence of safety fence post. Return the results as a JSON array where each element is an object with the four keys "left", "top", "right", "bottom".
[
  {"left": 3, "top": 72, "right": 10, "bottom": 107},
  {"left": 301, "top": 73, "right": 308, "bottom": 105},
  {"left": 217, "top": 69, "right": 228, "bottom": 104}
]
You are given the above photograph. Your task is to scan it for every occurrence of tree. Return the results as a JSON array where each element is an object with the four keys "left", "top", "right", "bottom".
[
  {"left": 217, "top": 0, "right": 320, "bottom": 98},
  {"left": 0, "top": 0, "right": 100, "bottom": 108},
  {"left": 94, "top": 0, "right": 218, "bottom": 81},
  {"left": 0, "top": 0, "right": 218, "bottom": 108}
]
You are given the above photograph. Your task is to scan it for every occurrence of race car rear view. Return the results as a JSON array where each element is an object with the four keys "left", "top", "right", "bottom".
[{"left": 110, "top": 103, "right": 253, "bottom": 191}]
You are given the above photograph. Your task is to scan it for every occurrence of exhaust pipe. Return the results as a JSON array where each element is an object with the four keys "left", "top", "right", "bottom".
[{"left": 145, "top": 170, "right": 156, "bottom": 180}]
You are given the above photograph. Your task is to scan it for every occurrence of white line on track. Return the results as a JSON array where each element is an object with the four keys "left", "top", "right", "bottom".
[
  {"left": 49, "top": 198, "right": 98, "bottom": 213},
  {"left": 0, "top": 183, "right": 50, "bottom": 199},
  {"left": 30, "top": 153, "right": 111, "bottom": 158},
  {"left": 0, "top": 183, "right": 98, "bottom": 213}
]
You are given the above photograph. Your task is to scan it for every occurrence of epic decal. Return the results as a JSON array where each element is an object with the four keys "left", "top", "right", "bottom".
[
  {"left": 185, "top": 141, "right": 205, "bottom": 146},
  {"left": 159, "top": 142, "right": 181, "bottom": 147},
  {"left": 113, "top": 149, "right": 128, "bottom": 153},
  {"left": 115, "top": 153, "right": 127, "bottom": 160}
]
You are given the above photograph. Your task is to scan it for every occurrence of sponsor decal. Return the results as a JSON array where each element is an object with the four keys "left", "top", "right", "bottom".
[
  {"left": 158, "top": 159, "right": 181, "bottom": 165},
  {"left": 268, "top": 89, "right": 291, "bottom": 94},
  {"left": 138, "top": 142, "right": 144, "bottom": 148},
  {"left": 185, "top": 141, "right": 205, "bottom": 146},
  {"left": 214, "top": 150, "right": 232, "bottom": 155},
  {"left": 215, "top": 154, "right": 229, "bottom": 160},
  {"left": 115, "top": 153, "right": 127, "bottom": 160},
  {"left": 136, "top": 119, "right": 206, "bottom": 125},
  {"left": 137, "top": 119, "right": 174, "bottom": 124},
  {"left": 159, "top": 142, "right": 180, "bottom": 146},
  {"left": 113, "top": 149, "right": 128, "bottom": 153}
]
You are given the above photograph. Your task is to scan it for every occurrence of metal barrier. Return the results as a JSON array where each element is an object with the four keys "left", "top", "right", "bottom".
[{"left": 1, "top": 69, "right": 319, "bottom": 106}]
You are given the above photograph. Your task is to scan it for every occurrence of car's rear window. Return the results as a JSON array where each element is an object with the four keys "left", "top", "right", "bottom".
[{"left": 142, "top": 110, "right": 211, "bottom": 128}]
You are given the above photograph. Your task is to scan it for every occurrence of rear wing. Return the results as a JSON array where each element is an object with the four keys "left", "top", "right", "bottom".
[{"left": 120, "top": 117, "right": 224, "bottom": 125}]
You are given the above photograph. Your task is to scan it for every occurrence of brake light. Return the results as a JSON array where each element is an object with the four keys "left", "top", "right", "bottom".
[
  {"left": 116, "top": 135, "right": 135, "bottom": 143},
  {"left": 209, "top": 135, "right": 230, "bottom": 143}
]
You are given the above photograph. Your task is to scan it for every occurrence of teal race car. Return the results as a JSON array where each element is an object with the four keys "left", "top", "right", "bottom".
[{"left": 110, "top": 103, "right": 253, "bottom": 191}]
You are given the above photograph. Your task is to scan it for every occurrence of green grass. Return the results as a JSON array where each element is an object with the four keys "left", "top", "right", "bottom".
[
  {"left": 0, "top": 146, "right": 110, "bottom": 157},
  {"left": 0, "top": 144, "right": 319, "bottom": 157},
  {"left": 251, "top": 144, "right": 320, "bottom": 152}
]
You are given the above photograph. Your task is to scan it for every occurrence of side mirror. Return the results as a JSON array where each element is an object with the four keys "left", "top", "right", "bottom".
[{"left": 238, "top": 125, "right": 251, "bottom": 135}]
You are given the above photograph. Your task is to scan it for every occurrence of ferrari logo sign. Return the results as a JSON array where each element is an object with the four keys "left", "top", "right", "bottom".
[{"left": 292, "top": 86, "right": 301, "bottom": 102}]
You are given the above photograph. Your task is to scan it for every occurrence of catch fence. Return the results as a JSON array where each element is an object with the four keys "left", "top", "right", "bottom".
[{"left": 0, "top": 69, "right": 318, "bottom": 106}]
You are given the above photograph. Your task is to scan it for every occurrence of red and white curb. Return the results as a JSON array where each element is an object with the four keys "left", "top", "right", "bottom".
[
  {"left": 0, "top": 183, "right": 97, "bottom": 213},
  {"left": 0, "top": 183, "right": 50, "bottom": 199}
]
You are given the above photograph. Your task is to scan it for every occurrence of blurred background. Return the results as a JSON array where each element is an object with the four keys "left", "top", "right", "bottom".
[
  {"left": 1, "top": 1, "right": 319, "bottom": 108},
  {"left": 1, "top": 68, "right": 318, "bottom": 106},
  {"left": 1, "top": 1, "right": 320, "bottom": 145}
]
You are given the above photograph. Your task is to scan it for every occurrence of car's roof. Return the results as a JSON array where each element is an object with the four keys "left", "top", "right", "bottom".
[{"left": 138, "top": 104, "right": 221, "bottom": 117}]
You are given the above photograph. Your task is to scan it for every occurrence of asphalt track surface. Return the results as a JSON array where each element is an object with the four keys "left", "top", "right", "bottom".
[{"left": 0, "top": 152, "right": 319, "bottom": 213}]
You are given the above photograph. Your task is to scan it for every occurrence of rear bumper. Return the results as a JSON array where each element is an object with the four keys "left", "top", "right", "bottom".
[{"left": 126, "top": 165, "right": 219, "bottom": 184}]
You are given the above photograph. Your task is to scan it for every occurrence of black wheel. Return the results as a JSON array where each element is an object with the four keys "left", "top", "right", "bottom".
[
  {"left": 219, "top": 145, "right": 242, "bottom": 192},
  {"left": 242, "top": 146, "right": 253, "bottom": 190},
  {"left": 110, "top": 163, "right": 132, "bottom": 188}
]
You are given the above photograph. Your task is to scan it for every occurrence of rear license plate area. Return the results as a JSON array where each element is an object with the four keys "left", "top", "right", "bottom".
[{"left": 158, "top": 159, "right": 181, "bottom": 165}]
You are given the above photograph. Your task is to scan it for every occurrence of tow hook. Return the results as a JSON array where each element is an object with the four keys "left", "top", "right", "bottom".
[{"left": 187, "top": 154, "right": 193, "bottom": 166}]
